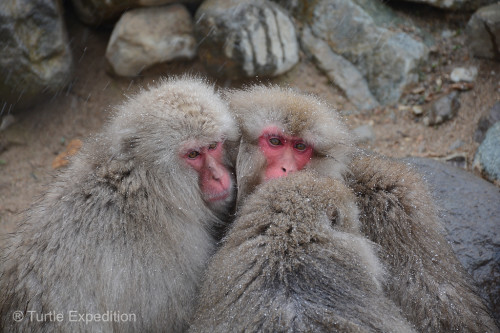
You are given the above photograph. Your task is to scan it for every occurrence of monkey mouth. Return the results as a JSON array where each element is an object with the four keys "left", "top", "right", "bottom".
[{"left": 204, "top": 189, "right": 230, "bottom": 202}]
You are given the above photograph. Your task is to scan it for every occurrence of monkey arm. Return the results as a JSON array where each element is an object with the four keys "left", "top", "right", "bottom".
[{"left": 346, "top": 152, "right": 499, "bottom": 333}]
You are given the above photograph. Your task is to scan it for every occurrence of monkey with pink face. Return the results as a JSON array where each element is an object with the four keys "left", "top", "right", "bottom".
[
  {"left": 0, "top": 77, "right": 239, "bottom": 333},
  {"left": 190, "top": 85, "right": 499, "bottom": 332}
]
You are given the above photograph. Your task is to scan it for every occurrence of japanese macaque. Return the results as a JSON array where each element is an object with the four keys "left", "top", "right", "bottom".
[
  {"left": 226, "top": 85, "right": 499, "bottom": 332},
  {"left": 190, "top": 171, "right": 416, "bottom": 333},
  {"left": 0, "top": 77, "right": 239, "bottom": 333}
]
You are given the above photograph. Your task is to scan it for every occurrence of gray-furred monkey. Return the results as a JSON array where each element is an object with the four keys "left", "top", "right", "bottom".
[
  {"left": 226, "top": 85, "right": 499, "bottom": 332},
  {"left": 0, "top": 77, "right": 239, "bottom": 332},
  {"left": 189, "top": 171, "right": 415, "bottom": 333}
]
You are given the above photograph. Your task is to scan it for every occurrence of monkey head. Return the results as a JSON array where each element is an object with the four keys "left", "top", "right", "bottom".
[
  {"left": 104, "top": 76, "right": 240, "bottom": 215},
  {"left": 228, "top": 85, "right": 353, "bottom": 204}
]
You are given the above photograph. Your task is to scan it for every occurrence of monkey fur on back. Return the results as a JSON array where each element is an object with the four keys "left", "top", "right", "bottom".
[
  {"left": 0, "top": 77, "right": 239, "bottom": 332},
  {"left": 227, "top": 85, "right": 499, "bottom": 332},
  {"left": 189, "top": 171, "right": 415, "bottom": 333}
]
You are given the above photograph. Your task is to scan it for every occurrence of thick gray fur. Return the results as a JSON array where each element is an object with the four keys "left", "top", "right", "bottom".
[
  {"left": 190, "top": 171, "right": 416, "bottom": 333},
  {"left": 346, "top": 151, "right": 500, "bottom": 332},
  {"left": 228, "top": 85, "right": 499, "bottom": 332},
  {"left": 0, "top": 76, "right": 239, "bottom": 332}
]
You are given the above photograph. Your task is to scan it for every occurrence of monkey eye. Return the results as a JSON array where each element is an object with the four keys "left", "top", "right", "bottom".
[
  {"left": 294, "top": 142, "right": 307, "bottom": 151},
  {"left": 269, "top": 137, "right": 282, "bottom": 146},
  {"left": 187, "top": 150, "right": 200, "bottom": 159},
  {"left": 208, "top": 142, "right": 218, "bottom": 150}
]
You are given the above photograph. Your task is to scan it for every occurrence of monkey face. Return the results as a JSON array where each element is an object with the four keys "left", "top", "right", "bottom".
[
  {"left": 183, "top": 141, "right": 235, "bottom": 211},
  {"left": 258, "top": 126, "right": 313, "bottom": 182},
  {"left": 229, "top": 85, "right": 353, "bottom": 203}
]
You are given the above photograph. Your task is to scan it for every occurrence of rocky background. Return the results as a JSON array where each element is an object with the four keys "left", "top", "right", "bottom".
[{"left": 0, "top": 0, "right": 499, "bottom": 322}]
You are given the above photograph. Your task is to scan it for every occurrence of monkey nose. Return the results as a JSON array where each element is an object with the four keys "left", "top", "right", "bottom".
[
  {"left": 208, "top": 164, "right": 224, "bottom": 180},
  {"left": 280, "top": 150, "right": 297, "bottom": 176},
  {"left": 211, "top": 169, "right": 222, "bottom": 180},
  {"left": 281, "top": 165, "right": 297, "bottom": 175},
  {"left": 205, "top": 157, "right": 221, "bottom": 179}
]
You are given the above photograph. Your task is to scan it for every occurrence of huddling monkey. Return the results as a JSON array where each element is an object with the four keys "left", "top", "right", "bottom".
[
  {"left": 0, "top": 76, "right": 239, "bottom": 333},
  {"left": 1, "top": 80, "right": 497, "bottom": 333},
  {"left": 190, "top": 171, "right": 416, "bottom": 333},
  {"left": 198, "top": 85, "right": 497, "bottom": 332}
]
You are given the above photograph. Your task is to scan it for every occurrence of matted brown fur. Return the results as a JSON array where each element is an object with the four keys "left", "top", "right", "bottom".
[
  {"left": 0, "top": 77, "right": 239, "bottom": 333},
  {"left": 190, "top": 171, "right": 415, "bottom": 333}
]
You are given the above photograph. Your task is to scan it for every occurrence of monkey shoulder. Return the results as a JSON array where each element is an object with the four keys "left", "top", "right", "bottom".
[
  {"left": 346, "top": 152, "right": 439, "bottom": 221},
  {"left": 347, "top": 152, "right": 429, "bottom": 196}
]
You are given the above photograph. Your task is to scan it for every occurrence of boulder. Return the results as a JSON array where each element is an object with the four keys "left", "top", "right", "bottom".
[
  {"left": 474, "top": 101, "right": 500, "bottom": 143},
  {"left": 195, "top": 0, "right": 299, "bottom": 79},
  {"left": 0, "top": 0, "right": 73, "bottom": 110},
  {"left": 301, "top": 27, "right": 380, "bottom": 111},
  {"left": 408, "top": 157, "right": 500, "bottom": 322},
  {"left": 298, "top": 0, "right": 428, "bottom": 106},
  {"left": 70, "top": 0, "right": 202, "bottom": 26},
  {"left": 105, "top": 4, "right": 196, "bottom": 77},
  {"left": 390, "top": 0, "right": 498, "bottom": 11},
  {"left": 473, "top": 121, "right": 500, "bottom": 185},
  {"left": 466, "top": 3, "right": 500, "bottom": 61}
]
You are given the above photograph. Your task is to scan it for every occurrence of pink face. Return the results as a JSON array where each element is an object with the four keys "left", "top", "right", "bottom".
[
  {"left": 258, "top": 126, "right": 313, "bottom": 182},
  {"left": 183, "top": 142, "right": 233, "bottom": 203}
]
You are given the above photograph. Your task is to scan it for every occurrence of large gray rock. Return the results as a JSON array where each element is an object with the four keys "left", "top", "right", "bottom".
[
  {"left": 473, "top": 121, "right": 500, "bottom": 185},
  {"left": 301, "top": 26, "right": 380, "bottom": 111},
  {"left": 391, "top": 0, "right": 497, "bottom": 11},
  {"left": 408, "top": 157, "right": 500, "bottom": 322},
  {"left": 0, "top": 0, "right": 73, "bottom": 110},
  {"left": 299, "top": 0, "right": 428, "bottom": 106},
  {"left": 195, "top": 0, "right": 299, "bottom": 79},
  {"left": 466, "top": 3, "right": 500, "bottom": 61},
  {"left": 474, "top": 101, "right": 500, "bottom": 143},
  {"left": 105, "top": 4, "right": 196, "bottom": 77},
  {"left": 70, "top": 0, "right": 202, "bottom": 26}
]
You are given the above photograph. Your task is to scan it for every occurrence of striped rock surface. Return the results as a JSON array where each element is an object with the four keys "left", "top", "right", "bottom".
[{"left": 195, "top": 0, "right": 299, "bottom": 79}]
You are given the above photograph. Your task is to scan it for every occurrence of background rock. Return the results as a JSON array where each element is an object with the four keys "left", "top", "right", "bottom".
[
  {"left": 408, "top": 157, "right": 500, "bottom": 322},
  {"left": 391, "top": 0, "right": 498, "bottom": 11},
  {"left": 352, "top": 124, "right": 375, "bottom": 143},
  {"left": 423, "top": 91, "right": 460, "bottom": 126},
  {"left": 466, "top": 3, "right": 500, "bottom": 61},
  {"left": 298, "top": 0, "right": 428, "bottom": 106},
  {"left": 195, "top": 0, "right": 299, "bottom": 79},
  {"left": 473, "top": 121, "right": 500, "bottom": 185},
  {"left": 450, "top": 66, "right": 478, "bottom": 82},
  {"left": 0, "top": 0, "right": 73, "bottom": 111},
  {"left": 474, "top": 101, "right": 500, "bottom": 143},
  {"left": 70, "top": 0, "right": 202, "bottom": 26},
  {"left": 105, "top": 4, "right": 196, "bottom": 77},
  {"left": 301, "top": 26, "right": 380, "bottom": 111}
]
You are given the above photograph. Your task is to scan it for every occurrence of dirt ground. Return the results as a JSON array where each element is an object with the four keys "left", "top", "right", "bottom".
[{"left": 0, "top": 4, "right": 499, "bottom": 233}]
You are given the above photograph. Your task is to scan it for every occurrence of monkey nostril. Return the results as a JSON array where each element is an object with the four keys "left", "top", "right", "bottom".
[{"left": 282, "top": 167, "right": 287, "bottom": 173}]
